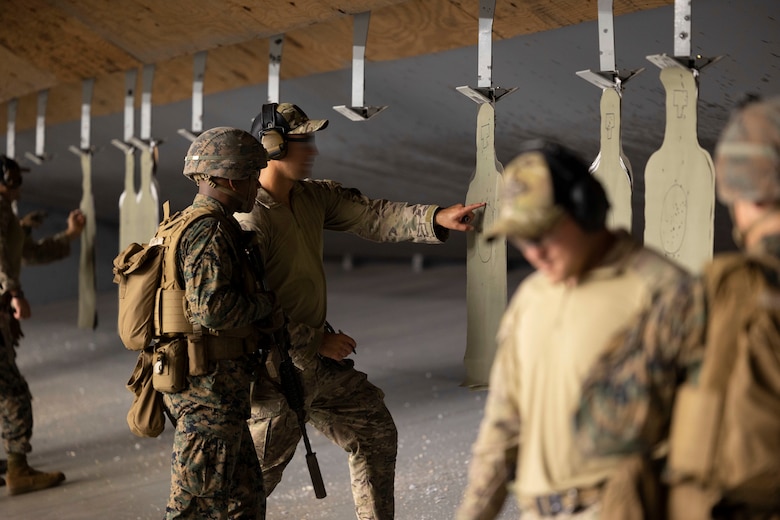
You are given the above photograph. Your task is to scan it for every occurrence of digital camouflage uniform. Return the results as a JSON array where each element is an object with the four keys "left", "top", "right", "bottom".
[
  {"left": 576, "top": 96, "right": 780, "bottom": 519},
  {"left": 163, "top": 127, "right": 275, "bottom": 520},
  {"left": 0, "top": 195, "right": 72, "bottom": 458},
  {"left": 236, "top": 179, "right": 447, "bottom": 520}
]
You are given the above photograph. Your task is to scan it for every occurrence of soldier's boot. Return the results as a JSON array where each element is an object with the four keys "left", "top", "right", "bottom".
[{"left": 5, "top": 453, "right": 65, "bottom": 496}]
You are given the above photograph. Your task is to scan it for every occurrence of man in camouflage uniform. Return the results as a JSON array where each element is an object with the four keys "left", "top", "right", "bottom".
[
  {"left": 163, "top": 127, "right": 279, "bottom": 519},
  {"left": 236, "top": 102, "right": 483, "bottom": 520},
  {"left": 576, "top": 96, "right": 780, "bottom": 520},
  {"left": 455, "top": 140, "right": 688, "bottom": 519},
  {"left": 0, "top": 154, "right": 85, "bottom": 495}
]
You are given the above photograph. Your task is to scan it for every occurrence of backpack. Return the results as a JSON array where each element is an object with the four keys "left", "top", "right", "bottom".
[
  {"left": 112, "top": 201, "right": 218, "bottom": 351},
  {"left": 667, "top": 252, "right": 780, "bottom": 507}
]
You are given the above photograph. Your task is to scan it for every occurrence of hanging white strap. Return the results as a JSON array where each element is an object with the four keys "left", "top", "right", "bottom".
[
  {"left": 268, "top": 35, "right": 283, "bottom": 104},
  {"left": 6, "top": 98, "right": 17, "bottom": 159}
]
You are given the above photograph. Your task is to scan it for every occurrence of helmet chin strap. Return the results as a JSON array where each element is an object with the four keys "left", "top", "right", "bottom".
[{"left": 200, "top": 175, "right": 252, "bottom": 209}]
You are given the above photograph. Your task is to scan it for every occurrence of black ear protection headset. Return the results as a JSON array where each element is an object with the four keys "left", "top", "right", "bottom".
[
  {"left": 520, "top": 139, "right": 610, "bottom": 231},
  {"left": 250, "top": 103, "right": 291, "bottom": 160},
  {"left": 0, "top": 155, "right": 22, "bottom": 189}
]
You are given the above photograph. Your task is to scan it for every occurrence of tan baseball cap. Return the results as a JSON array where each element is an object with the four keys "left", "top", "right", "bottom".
[
  {"left": 484, "top": 150, "right": 567, "bottom": 241},
  {"left": 276, "top": 103, "right": 329, "bottom": 135}
]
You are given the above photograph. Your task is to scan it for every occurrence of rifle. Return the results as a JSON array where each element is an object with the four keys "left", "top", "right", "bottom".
[
  {"left": 273, "top": 322, "right": 327, "bottom": 499},
  {"left": 242, "top": 232, "right": 326, "bottom": 499}
]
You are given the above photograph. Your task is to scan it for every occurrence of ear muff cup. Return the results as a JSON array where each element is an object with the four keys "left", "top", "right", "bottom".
[
  {"left": 261, "top": 130, "right": 287, "bottom": 160},
  {"left": 567, "top": 175, "right": 609, "bottom": 231},
  {"left": 250, "top": 103, "right": 290, "bottom": 160}
]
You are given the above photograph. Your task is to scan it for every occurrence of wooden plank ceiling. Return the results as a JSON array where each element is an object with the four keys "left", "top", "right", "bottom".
[{"left": 1, "top": 0, "right": 671, "bottom": 133}]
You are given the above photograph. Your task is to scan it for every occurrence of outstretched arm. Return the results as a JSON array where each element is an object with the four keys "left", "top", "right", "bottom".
[{"left": 435, "top": 202, "right": 486, "bottom": 232}]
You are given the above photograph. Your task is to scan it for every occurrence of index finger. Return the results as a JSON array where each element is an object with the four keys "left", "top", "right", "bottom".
[{"left": 462, "top": 202, "right": 487, "bottom": 212}]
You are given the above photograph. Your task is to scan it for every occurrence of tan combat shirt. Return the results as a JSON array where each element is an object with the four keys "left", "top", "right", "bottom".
[
  {"left": 236, "top": 179, "right": 444, "bottom": 357},
  {"left": 457, "top": 231, "right": 688, "bottom": 519}
]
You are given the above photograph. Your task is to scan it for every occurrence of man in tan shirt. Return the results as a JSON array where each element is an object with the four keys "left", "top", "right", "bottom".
[{"left": 456, "top": 140, "right": 688, "bottom": 519}]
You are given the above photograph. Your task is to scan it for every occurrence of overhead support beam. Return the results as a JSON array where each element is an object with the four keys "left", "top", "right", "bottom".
[{"left": 333, "top": 11, "right": 388, "bottom": 121}]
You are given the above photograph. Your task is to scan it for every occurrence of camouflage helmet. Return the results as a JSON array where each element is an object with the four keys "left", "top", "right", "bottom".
[
  {"left": 485, "top": 140, "right": 609, "bottom": 241},
  {"left": 715, "top": 95, "right": 780, "bottom": 204},
  {"left": 183, "top": 126, "right": 267, "bottom": 182}
]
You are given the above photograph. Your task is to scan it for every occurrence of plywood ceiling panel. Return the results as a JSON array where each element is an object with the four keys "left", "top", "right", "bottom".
[{"left": 0, "top": 0, "right": 672, "bottom": 132}]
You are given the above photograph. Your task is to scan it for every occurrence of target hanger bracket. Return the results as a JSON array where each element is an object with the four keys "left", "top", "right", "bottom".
[
  {"left": 647, "top": 0, "right": 722, "bottom": 73},
  {"left": 130, "top": 64, "right": 162, "bottom": 151},
  {"left": 111, "top": 69, "right": 139, "bottom": 154},
  {"left": 69, "top": 78, "right": 95, "bottom": 158},
  {"left": 456, "top": 0, "right": 517, "bottom": 105},
  {"left": 266, "top": 34, "right": 284, "bottom": 105},
  {"left": 333, "top": 11, "right": 388, "bottom": 121},
  {"left": 178, "top": 51, "right": 207, "bottom": 142},
  {"left": 576, "top": 0, "right": 643, "bottom": 91},
  {"left": 25, "top": 90, "right": 51, "bottom": 165}
]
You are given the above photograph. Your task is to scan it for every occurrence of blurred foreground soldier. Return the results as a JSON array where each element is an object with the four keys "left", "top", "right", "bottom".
[
  {"left": 456, "top": 140, "right": 688, "bottom": 520},
  {"left": 577, "top": 95, "right": 780, "bottom": 520},
  {"left": 0, "top": 154, "right": 85, "bottom": 495},
  {"left": 236, "top": 102, "right": 483, "bottom": 519},
  {"left": 163, "top": 127, "right": 278, "bottom": 519}
]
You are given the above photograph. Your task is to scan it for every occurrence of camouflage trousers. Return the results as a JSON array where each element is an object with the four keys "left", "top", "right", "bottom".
[
  {"left": 249, "top": 356, "right": 398, "bottom": 520},
  {"left": 163, "top": 359, "right": 265, "bottom": 520},
  {"left": 0, "top": 327, "right": 33, "bottom": 455}
]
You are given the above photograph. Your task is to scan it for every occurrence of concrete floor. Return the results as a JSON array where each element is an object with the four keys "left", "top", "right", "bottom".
[{"left": 2, "top": 261, "right": 530, "bottom": 520}]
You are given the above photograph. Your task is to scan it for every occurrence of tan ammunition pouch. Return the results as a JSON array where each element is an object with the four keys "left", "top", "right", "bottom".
[
  {"left": 152, "top": 338, "right": 188, "bottom": 393},
  {"left": 151, "top": 286, "right": 256, "bottom": 393}
]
